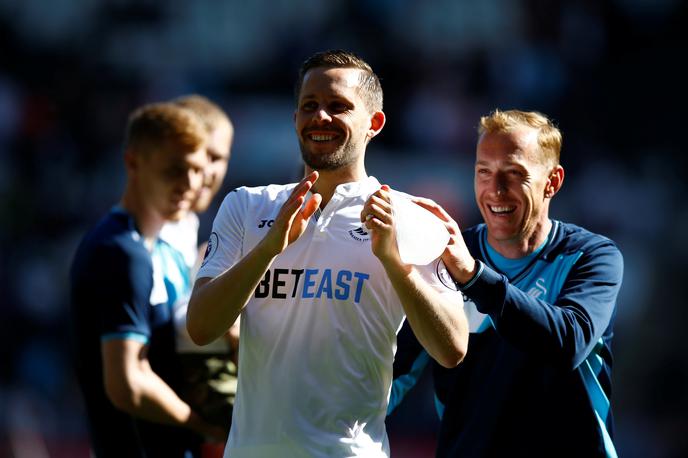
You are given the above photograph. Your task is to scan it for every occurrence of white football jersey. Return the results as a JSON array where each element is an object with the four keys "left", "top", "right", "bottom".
[{"left": 198, "top": 176, "right": 459, "bottom": 458}]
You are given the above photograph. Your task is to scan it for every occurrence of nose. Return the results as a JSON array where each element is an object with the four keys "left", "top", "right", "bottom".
[
  {"left": 492, "top": 173, "right": 508, "bottom": 197},
  {"left": 203, "top": 169, "right": 214, "bottom": 187},
  {"left": 313, "top": 107, "right": 332, "bottom": 124},
  {"left": 190, "top": 168, "right": 204, "bottom": 191}
]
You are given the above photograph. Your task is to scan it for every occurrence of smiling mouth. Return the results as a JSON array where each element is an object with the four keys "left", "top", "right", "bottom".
[
  {"left": 305, "top": 130, "right": 341, "bottom": 142},
  {"left": 489, "top": 205, "right": 516, "bottom": 215},
  {"left": 310, "top": 134, "right": 336, "bottom": 141}
]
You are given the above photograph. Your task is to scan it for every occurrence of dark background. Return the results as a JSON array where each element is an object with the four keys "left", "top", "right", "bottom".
[{"left": 1, "top": 1, "right": 686, "bottom": 457}]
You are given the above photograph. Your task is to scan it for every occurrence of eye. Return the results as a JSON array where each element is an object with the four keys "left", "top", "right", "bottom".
[
  {"left": 329, "top": 102, "right": 349, "bottom": 113},
  {"left": 301, "top": 101, "right": 318, "bottom": 111}
]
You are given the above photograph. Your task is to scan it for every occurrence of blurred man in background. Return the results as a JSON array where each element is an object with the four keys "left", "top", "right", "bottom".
[
  {"left": 158, "top": 94, "right": 237, "bottom": 457},
  {"left": 391, "top": 109, "right": 624, "bottom": 457},
  {"left": 70, "top": 102, "right": 225, "bottom": 457}
]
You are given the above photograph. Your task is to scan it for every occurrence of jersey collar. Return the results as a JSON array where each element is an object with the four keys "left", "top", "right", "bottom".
[
  {"left": 334, "top": 175, "right": 381, "bottom": 198},
  {"left": 479, "top": 220, "right": 559, "bottom": 283}
]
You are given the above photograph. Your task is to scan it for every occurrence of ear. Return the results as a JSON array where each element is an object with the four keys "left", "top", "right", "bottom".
[
  {"left": 123, "top": 148, "right": 136, "bottom": 172},
  {"left": 545, "top": 165, "right": 565, "bottom": 198},
  {"left": 367, "top": 111, "right": 386, "bottom": 141}
]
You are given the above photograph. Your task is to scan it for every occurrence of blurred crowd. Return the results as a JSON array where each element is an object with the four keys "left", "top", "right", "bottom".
[{"left": 0, "top": 0, "right": 686, "bottom": 456}]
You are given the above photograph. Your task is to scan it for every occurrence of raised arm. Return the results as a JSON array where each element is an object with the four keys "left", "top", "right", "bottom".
[
  {"left": 414, "top": 197, "right": 624, "bottom": 369},
  {"left": 362, "top": 186, "right": 468, "bottom": 368},
  {"left": 187, "top": 172, "right": 322, "bottom": 345},
  {"left": 459, "top": 243, "right": 623, "bottom": 369}
]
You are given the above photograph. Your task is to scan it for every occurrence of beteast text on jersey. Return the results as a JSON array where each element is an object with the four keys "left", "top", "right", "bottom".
[{"left": 255, "top": 268, "right": 370, "bottom": 303}]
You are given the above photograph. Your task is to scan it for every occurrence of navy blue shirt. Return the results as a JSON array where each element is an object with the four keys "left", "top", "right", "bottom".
[
  {"left": 391, "top": 220, "right": 624, "bottom": 457},
  {"left": 70, "top": 209, "right": 195, "bottom": 458}
]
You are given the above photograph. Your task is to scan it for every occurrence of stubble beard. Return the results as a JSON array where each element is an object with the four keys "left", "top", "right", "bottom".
[{"left": 299, "top": 137, "right": 359, "bottom": 171}]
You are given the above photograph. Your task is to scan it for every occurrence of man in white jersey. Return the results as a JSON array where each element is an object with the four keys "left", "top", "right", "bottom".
[{"left": 187, "top": 50, "right": 469, "bottom": 458}]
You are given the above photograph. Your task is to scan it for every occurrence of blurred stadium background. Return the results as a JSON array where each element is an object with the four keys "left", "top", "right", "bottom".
[{"left": 0, "top": 0, "right": 686, "bottom": 457}]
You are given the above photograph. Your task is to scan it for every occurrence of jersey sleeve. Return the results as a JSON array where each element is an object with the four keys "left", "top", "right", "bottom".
[
  {"left": 416, "top": 259, "right": 463, "bottom": 300},
  {"left": 463, "top": 239, "right": 624, "bottom": 369},
  {"left": 95, "top": 244, "right": 154, "bottom": 343},
  {"left": 197, "top": 189, "right": 246, "bottom": 280}
]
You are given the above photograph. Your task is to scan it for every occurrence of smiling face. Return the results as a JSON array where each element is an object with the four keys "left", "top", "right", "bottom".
[
  {"left": 475, "top": 126, "right": 560, "bottom": 254},
  {"left": 295, "top": 67, "right": 383, "bottom": 172}
]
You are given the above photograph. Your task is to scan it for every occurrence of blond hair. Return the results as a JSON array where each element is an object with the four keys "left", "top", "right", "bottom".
[
  {"left": 479, "top": 109, "right": 562, "bottom": 166},
  {"left": 172, "top": 94, "right": 233, "bottom": 136},
  {"left": 125, "top": 102, "right": 206, "bottom": 154}
]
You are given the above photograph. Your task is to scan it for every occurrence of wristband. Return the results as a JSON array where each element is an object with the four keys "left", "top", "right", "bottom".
[{"left": 454, "top": 259, "right": 484, "bottom": 291}]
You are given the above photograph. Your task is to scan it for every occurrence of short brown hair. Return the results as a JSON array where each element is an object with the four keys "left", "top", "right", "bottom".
[
  {"left": 478, "top": 109, "right": 562, "bottom": 166},
  {"left": 295, "top": 49, "right": 383, "bottom": 112},
  {"left": 172, "top": 94, "right": 233, "bottom": 136},
  {"left": 125, "top": 102, "right": 206, "bottom": 155}
]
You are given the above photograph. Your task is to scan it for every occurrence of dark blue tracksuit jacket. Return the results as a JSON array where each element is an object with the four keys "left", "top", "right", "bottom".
[{"left": 390, "top": 220, "right": 623, "bottom": 458}]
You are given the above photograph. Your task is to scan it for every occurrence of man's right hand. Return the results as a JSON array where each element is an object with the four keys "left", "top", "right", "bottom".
[
  {"left": 188, "top": 172, "right": 322, "bottom": 347},
  {"left": 412, "top": 197, "right": 478, "bottom": 285},
  {"left": 259, "top": 171, "right": 322, "bottom": 257}
]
